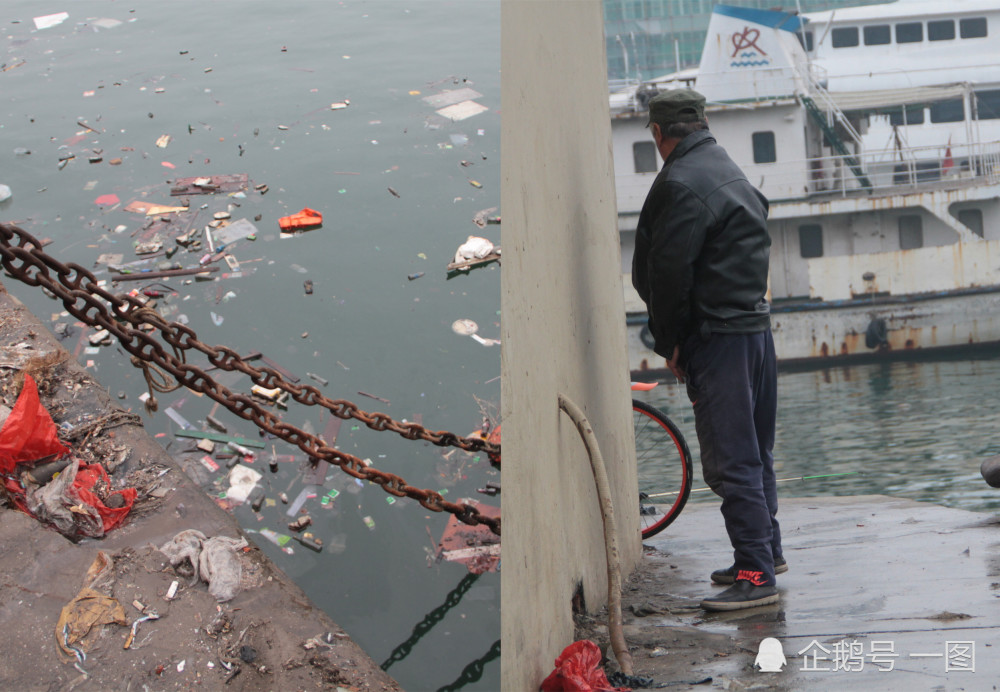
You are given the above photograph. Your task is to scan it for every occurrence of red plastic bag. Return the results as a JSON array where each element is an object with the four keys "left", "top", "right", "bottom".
[
  {"left": 539, "top": 640, "right": 629, "bottom": 692},
  {"left": 0, "top": 374, "right": 135, "bottom": 536},
  {"left": 70, "top": 462, "right": 137, "bottom": 533},
  {"left": 0, "top": 374, "right": 69, "bottom": 473}
]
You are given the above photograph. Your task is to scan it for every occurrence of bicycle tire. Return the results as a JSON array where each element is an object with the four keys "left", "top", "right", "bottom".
[{"left": 633, "top": 399, "right": 693, "bottom": 539}]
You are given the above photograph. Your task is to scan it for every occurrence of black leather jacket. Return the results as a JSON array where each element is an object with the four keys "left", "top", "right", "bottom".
[{"left": 632, "top": 129, "right": 771, "bottom": 359}]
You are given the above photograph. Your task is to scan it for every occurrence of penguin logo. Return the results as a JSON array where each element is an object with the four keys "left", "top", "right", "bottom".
[{"left": 755, "top": 637, "right": 786, "bottom": 672}]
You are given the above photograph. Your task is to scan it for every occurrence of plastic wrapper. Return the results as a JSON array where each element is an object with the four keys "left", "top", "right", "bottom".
[{"left": 539, "top": 640, "right": 630, "bottom": 692}]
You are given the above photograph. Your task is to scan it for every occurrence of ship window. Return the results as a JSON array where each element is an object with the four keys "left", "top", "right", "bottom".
[
  {"left": 929, "top": 99, "right": 964, "bottom": 123},
  {"left": 863, "top": 25, "right": 891, "bottom": 45},
  {"left": 928, "top": 19, "right": 955, "bottom": 41},
  {"left": 796, "top": 30, "right": 814, "bottom": 52},
  {"left": 958, "top": 208, "right": 984, "bottom": 237},
  {"left": 976, "top": 90, "right": 1000, "bottom": 119},
  {"left": 960, "top": 17, "right": 987, "bottom": 38},
  {"left": 798, "top": 224, "right": 823, "bottom": 258},
  {"left": 888, "top": 105, "right": 925, "bottom": 126},
  {"left": 895, "top": 22, "right": 923, "bottom": 43},
  {"left": 831, "top": 27, "right": 859, "bottom": 48},
  {"left": 898, "top": 215, "right": 924, "bottom": 250},
  {"left": 633, "top": 141, "right": 659, "bottom": 173},
  {"left": 752, "top": 131, "right": 776, "bottom": 163}
]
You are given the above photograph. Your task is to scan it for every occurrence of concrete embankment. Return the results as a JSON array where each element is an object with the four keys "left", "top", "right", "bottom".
[
  {"left": 0, "top": 285, "right": 399, "bottom": 690},
  {"left": 577, "top": 495, "right": 1000, "bottom": 690}
]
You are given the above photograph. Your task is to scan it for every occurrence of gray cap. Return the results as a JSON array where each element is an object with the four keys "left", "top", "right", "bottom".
[{"left": 646, "top": 89, "right": 706, "bottom": 127}]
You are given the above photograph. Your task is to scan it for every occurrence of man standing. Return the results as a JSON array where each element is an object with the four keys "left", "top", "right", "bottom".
[{"left": 632, "top": 89, "right": 783, "bottom": 611}]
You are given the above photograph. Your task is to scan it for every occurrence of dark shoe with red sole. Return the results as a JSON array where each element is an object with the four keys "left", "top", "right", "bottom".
[
  {"left": 700, "top": 579, "right": 779, "bottom": 611},
  {"left": 711, "top": 557, "right": 787, "bottom": 585}
]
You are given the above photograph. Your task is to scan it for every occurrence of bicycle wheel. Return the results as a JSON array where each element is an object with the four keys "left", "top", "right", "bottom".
[{"left": 633, "top": 399, "right": 693, "bottom": 538}]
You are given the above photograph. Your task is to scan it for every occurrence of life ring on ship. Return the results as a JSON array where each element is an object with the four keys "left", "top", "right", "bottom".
[
  {"left": 639, "top": 325, "right": 657, "bottom": 350},
  {"left": 865, "top": 317, "right": 888, "bottom": 349}
]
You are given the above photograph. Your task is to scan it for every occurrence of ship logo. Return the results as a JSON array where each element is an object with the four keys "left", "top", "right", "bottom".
[{"left": 730, "top": 26, "right": 769, "bottom": 67}]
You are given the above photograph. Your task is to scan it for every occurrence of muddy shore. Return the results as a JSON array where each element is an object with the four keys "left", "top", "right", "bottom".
[{"left": 0, "top": 284, "right": 399, "bottom": 690}]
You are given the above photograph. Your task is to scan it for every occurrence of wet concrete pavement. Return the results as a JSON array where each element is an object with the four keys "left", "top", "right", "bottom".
[
  {"left": 579, "top": 495, "right": 1000, "bottom": 690},
  {"left": 0, "top": 286, "right": 399, "bottom": 690}
]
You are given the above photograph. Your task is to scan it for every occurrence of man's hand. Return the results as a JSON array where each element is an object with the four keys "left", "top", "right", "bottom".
[{"left": 667, "top": 345, "right": 685, "bottom": 383}]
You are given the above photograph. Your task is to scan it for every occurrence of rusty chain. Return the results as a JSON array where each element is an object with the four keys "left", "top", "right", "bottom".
[{"left": 0, "top": 222, "right": 500, "bottom": 535}]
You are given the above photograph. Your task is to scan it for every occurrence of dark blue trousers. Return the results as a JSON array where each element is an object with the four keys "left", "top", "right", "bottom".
[{"left": 682, "top": 329, "right": 781, "bottom": 586}]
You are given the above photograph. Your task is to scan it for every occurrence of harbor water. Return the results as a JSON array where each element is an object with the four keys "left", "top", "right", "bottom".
[
  {"left": 634, "top": 350, "right": 1000, "bottom": 518},
  {"left": 0, "top": 2, "right": 500, "bottom": 689}
]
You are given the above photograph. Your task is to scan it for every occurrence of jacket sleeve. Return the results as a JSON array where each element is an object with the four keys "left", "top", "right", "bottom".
[{"left": 644, "top": 181, "right": 712, "bottom": 357}]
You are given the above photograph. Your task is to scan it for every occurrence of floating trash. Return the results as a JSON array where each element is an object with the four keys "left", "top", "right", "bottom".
[
  {"left": 307, "top": 372, "right": 328, "bottom": 385},
  {"left": 34, "top": 12, "right": 68, "bottom": 30},
  {"left": 451, "top": 319, "right": 478, "bottom": 336},
  {"left": 471, "top": 334, "right": 501, "bottom": 347},
  {"left": 279, "top": 208, "right": 322, "bottom": 232},
  {"left": 453, "top": 236, "right": 494, "bottom": 263}
]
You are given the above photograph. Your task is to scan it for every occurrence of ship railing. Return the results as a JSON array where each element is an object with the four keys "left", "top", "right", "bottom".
[
  {"left": 608, "top": 78, "right": 642, "bottom": 94},
  {"left": 768, "top": 140, "right": 1000, "bottom": 199},
  {"left": 608, "top": 79, "right": 642, "bottom": 117},
  {"left": 802, "top": 69, "right": 865, "bottom": 152}
]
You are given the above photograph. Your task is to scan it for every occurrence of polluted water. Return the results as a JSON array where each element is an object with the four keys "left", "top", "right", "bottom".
[
  {"left": 0, "top": 1, "right": 500, "bottom": 689},
  {"left": 634, "top": 351, "right": 1000, "bottom": 515}
]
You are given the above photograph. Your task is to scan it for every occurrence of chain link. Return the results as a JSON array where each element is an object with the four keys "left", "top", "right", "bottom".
[
  {"left": 381, "top": 572, "right": 480, "bottom": 670},
  {"left": 0, "top": 222, "right": 500, "bottom": 535},
  {"left": 435, "top": 638, "right": 500, "bottom": 692}
]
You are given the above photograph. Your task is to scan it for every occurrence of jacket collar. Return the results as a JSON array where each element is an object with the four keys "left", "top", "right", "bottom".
[{"left": 664, "top": 128, "right": 715, "bottom": 167}]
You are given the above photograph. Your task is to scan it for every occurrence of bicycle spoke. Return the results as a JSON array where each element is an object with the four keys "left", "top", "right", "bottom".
[{"left": 633, "top": 400, "right": 693, "bottom": 539}]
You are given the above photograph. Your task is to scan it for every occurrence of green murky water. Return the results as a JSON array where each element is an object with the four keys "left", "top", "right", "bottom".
[
  {"left": 634, "top": 351, "right": 1000, "bottom": 520},
  {"left": 1, "top": 2, "right": 500, "bottom": 689}
]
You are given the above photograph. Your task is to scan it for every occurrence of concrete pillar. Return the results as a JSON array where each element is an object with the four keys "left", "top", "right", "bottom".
[{"left": 501, "top": 1, "right": 641, "bottom": 689}]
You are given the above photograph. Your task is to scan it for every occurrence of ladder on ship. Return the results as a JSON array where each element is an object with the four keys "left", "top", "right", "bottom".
[{"left": 800, "top": 95, "right": 873, "bottom": 190}]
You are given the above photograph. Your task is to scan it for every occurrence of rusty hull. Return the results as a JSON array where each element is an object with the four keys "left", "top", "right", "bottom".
[{"left": 627, "top": 288, "right": 1000, "bottom": 376}]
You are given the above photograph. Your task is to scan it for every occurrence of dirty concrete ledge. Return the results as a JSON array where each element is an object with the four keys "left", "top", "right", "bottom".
[
  {"left": 0, "top": 285, "right": 400, "bottom": 691},
  {"left": 577, "top": 495, "right": 1000, "bottom": 691}
]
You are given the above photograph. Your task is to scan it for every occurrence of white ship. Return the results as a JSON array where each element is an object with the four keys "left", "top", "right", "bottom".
[{"left": 614, "top": 0, "right": 1000, "bottom": 373}]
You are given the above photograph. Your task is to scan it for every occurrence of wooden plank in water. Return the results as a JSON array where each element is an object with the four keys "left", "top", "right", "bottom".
[
  {"left": 259, "top": 355, "right": 300, "bottom": 383},
  {"left": 321, "top": 415, "right": 343, "bottom": 446},
  {"left": 446, "top": 250, "right": 501, "bottom": 273}
]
